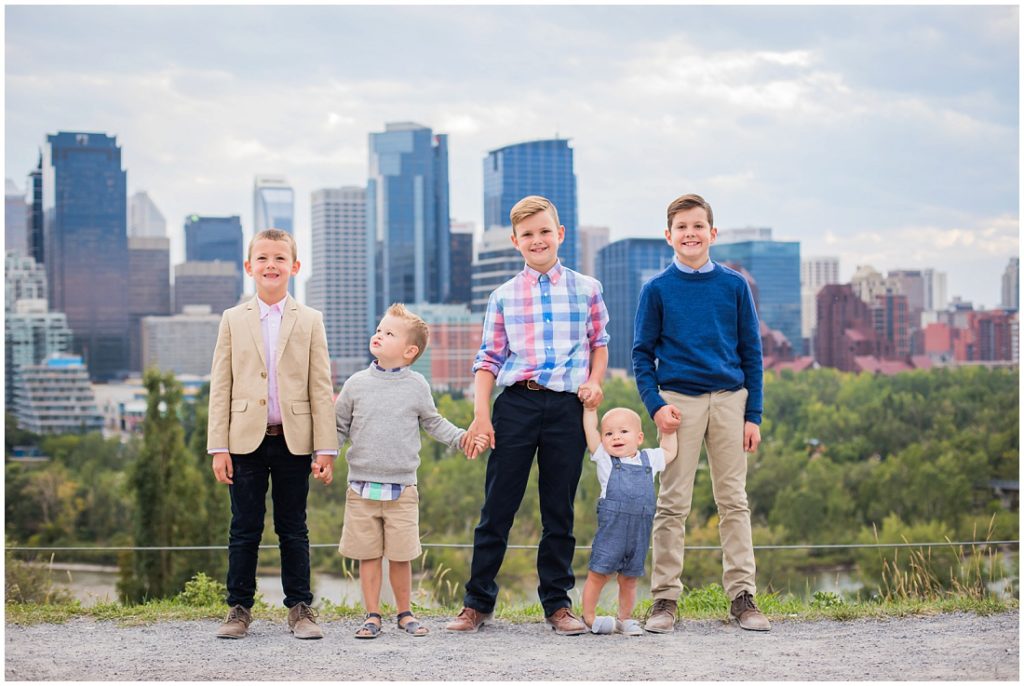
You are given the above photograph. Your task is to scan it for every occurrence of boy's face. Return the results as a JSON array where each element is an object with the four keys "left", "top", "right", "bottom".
[
  {"left": 665, "top": 206, "right": 717, "bottom": 270},
  {"left": 600, "top": 411, "right": 644, "bottom": 458},
  {"left": 245, "top": 238, "right": 299, "bottom": 301},
  {"left": 369, "top": 314, "right": 418, "bottom": 368},
  {"left": 510, "top": 210, "right": 564, "bottom": 274}
]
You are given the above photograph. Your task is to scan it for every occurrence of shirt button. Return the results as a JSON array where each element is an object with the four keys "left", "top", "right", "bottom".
[
  {"left": 259, "top": 399, "right": 267, "bottom": 406},
  {"left": 261, "top": 371, "right": 267, "bottom": 378}
]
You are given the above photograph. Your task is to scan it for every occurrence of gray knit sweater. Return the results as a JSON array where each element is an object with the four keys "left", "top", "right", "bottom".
[{"left": 335, "top": 364, "right": 465, "bottom": 485}]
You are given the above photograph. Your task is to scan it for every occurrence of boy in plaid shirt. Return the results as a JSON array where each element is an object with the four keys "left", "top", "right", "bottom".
[{"left": 446, "top": 196, "right": 609, "bottom": 636}]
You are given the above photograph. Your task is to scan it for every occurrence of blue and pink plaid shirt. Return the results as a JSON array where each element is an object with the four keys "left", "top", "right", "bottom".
[{"left": 473, "top": 261, "right": 610, "bottom": 392}]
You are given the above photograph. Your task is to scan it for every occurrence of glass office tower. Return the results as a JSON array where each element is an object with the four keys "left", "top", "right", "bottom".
[
  {"left": 184, "top": 214, "right": 244, "bottom": 299},
  {"left": 253, "top": 175, "right": 295, "bottom": 295},
  {"left": 483, "top": 139, "right": 578, "bottom": 271},
  {"left": 43, "top": 131, "right": 129, "bottom": 381}
]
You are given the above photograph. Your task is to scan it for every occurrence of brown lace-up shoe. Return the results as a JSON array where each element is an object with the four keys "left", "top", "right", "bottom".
[
  {"left": 545, "top": 607, "right": 587, "bottom": 636},
  {"left": 445, "top": 606, "right": 492, "bottom": 632},
  {"left": 644, "top": 598, "right": 678, "bottom": 633},
  {"left": 730, "top": 591, "right": 771, "bottom": 631},
  {"left": 287, "top": 602, "right": 324, "bottom": 639},
  {"left": 216, "top": 604, "right": 252, "bottom": 639}
]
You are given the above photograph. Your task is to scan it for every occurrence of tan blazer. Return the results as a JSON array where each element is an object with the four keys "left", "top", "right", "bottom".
[{"left": 207, "top": 295, "right": 339, "bottom": 456}]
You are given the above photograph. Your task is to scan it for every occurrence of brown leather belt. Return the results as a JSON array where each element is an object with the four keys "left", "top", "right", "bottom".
[
  {"left": 265, "top": 424, "right": 284, "bottom": 436},
  {"left": 514, "top": 379, "right": 552, "bottom": 392}
]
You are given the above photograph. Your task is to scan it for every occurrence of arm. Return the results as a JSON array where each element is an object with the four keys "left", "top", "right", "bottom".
[
  {"left": 576, "top": 284, "right": 610, "bottom": 409},
  {"left": 736, "top": 280, "right": 764, "bottom": 452},
  {"left": 582, "top": 406, "right": 601, "bottom": 454},
  {"left": 419, "top": 384, "right": 466, "bottom": 450},
  {"left": 463, "top": 369, "right": 497, "bottom": 457},
  {"left": 207, "top": 314, "right": 234, "bottom": 485},
  {"left": 632, "top": 281, "right": 681, "bottom": 433},
  {"left": 309, "top": 312, "right": 339, "bottom": 484},
  {"left": 659, "top": 429, "right": 678, "bottom": 466},
  {"left": 463, "top": 290, "right": 505, "bottom": 456}
]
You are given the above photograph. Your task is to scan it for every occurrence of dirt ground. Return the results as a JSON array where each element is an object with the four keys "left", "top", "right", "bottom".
[{"left": 5, "top": 611, "right": 1019, "bottom": 681}]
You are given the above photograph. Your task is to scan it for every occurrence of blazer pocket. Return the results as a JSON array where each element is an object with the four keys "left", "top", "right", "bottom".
[
  {"left": 231, "top": 399, "right": 247, "bottom": 413},
  {"left": 292, "top": 401, "right": 312, "bottom": 415}
]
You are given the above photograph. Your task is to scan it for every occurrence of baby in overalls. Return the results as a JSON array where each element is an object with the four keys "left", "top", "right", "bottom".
[{"left": 580, "top": 405, "right": 677, "bottom": 635}]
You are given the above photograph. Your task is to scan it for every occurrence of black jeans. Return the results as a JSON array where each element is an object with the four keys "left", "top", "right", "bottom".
[
  {"left": 226, "top": 434, "right": 312, "bottom": 609},
  {"left": 463, "top": 385, "right": 586, "bottom": 616}
]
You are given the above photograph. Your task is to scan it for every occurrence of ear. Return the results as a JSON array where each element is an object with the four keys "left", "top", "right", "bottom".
[
  {"left": 709, "top": 227, "right": 718, "bottom": 244},
  {"left": 404, "top": 344, "right": 420, "bottom": 362},
  {"left": 244, "top": 260, "right": 253, "bottom": 276},
  {"left": 637, "top": 431, "right": 645, "bottom": 444},
  {"left": 510, "top": 231, "right": 520, "bottom": 249},
  {"left": 556, "top": 225, "right": 565, "bottom": 244},
  {"left": 291, "top": 259, "right": 301, "bottom": 275},
  {"left": 664, "top": 228, "right": 672, "bottom": 245}
]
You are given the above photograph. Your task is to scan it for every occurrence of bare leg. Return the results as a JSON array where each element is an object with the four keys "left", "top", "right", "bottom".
[
  {"left": 389, "top": 559, "right": 413, "bottom": 615},
  {"left": 582, "top": 570, "right": 610, "bottom": 627},
  {"left": 357, "top": 558, "right": 383, "bottom": 636},
  {"left": 617, "top": 575, "right": 638, "bottom": 620}
]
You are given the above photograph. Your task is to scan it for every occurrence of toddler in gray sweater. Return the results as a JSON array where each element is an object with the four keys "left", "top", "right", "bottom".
[{"left": 335, "top": 303, "right": 484, "bottom": 639}]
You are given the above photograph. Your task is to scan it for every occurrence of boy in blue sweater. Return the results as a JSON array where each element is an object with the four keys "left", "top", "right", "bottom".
[{"left": 632, "top": 193, "right": 770, "bottom": 633}]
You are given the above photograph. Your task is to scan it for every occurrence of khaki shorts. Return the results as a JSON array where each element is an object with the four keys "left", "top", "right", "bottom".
[{"left": 338, "top": 485, "right": 422, "bottom": 561}]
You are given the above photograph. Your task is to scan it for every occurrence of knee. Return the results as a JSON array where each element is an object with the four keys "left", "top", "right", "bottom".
[
  {"left": 617, "top": 575, "right": 638, "bottom": 590},
  {"left": 714, "top": 489, "right": 750, "bottom": 516}
]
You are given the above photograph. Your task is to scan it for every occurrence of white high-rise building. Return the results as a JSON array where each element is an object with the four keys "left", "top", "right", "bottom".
[
  {"left": 470, "top": 225, "right": 522, "bottom": 313},
  {"left": 254, "top": 175, "right": 296, "bottom": 296},
  {"left": 6, "top": 179, "right": 28, "bottom": 255},
  {"left": 800, "top": 256, "right": 840, "bottom": 341},
  {"left": 922, "top": 268, "right": 948, "bottom": 313},
  {"left": 578, "top": 225, "right": 610, "bottom": 278},
  {"left": 5, "top": 251, "right": 48, "bottom": 313},
  {"left": 142, "top": 306, "right": 221, "bottom": 376},
  {"left": 5, "top": 299, "right": 74, "bottom": 406},
  {"left": 128, "top": 190, "right": 167, "bottom": 238},
  {"left": 306, "top": 186, "right": 368, "bottom": 385},
  {"left": 13, "top": 355, "right": 103, "bottom": 434},
  {"left": 1001, "top": 257, "right": 1019, "bottom": 310}
]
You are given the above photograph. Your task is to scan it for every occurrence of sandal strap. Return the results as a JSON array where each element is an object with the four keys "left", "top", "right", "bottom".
[
  {"left": 366, "top": 612, "right": 382, "bottom": 620},
  {"left": 396, "top": 610, "right": 414, "bottom": 620}
]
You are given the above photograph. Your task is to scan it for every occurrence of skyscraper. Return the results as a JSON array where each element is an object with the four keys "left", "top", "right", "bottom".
[
  {"left": 922, "top": 268, "right": 948, "bottom": 313},
  {"left": 447, "top": 220, "right": 475, "bottom": 306},
  {"left": 800, "top": 256, "right": 839, "bottom": 350},
  {"left": 254, "top": 175, "right": 295, "bottom": 296},
  {"left": 307, "top": 186, "right": 369, "bottom": 385},
  {"left": 173, "top": 261, "right": 239, "bottom": 315},
  {"left": 596, "top": 238, "right": 673, "bottom": 371},
  {"left": 27, "top": 154, "right": 44, "bottom": 265},
  {"left": 5, "top": 299, "right": 73, "bottom": 407},
  {"left": 483, "top": 139, "right": 579, "bottom": 270},
  {"left": 5, "top": 252, "right": 47, "bottom": 312},
  {"left": 6, "top": 179, "right": 28, "bottom": 255},
  {"left": 367, "top": 122, "right": 450, "bottom": 319},
  {"left": 470, "top": 226, "right": 522, "bottom": 314},
  {"left": 128, "top": 236, "right": 172, "bottom": 371},
  {"left": 128, "top": 190, "right": 167, "bottom": 238},
  {"left": 579, "top": 225, "right": 610, "bottom": 278},
  {"left": 184, "top": 214, "right": 244, "bottom": 298},
  {"left": 1002, "top": 257, "right": 1019, "bottom": 310},
  {"left": 711, "top": 238, "right": 801, "bottom": 352},
  {"left": 43, "top": 131, "right": 129, "bottom": 381}
]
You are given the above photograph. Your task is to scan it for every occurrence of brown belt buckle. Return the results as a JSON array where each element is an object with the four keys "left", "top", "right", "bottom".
[
  {"left": 265, "top": 424, "right": 283, "bottom": 436},
  {"left": 525, "top": 379, "right": 544, "bottom": 391}
]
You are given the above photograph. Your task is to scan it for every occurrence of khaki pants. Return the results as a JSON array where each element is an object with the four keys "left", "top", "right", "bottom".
[{"left": 650, "top": 388, "right": 756, "bottom": 601}]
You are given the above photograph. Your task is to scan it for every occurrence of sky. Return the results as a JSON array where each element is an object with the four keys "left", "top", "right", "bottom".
[{"left": 5, "top": 5, "right": 1019, "bottom": 308}]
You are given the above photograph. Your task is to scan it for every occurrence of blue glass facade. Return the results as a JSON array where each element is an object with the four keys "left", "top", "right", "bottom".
[
  {"left": 483, "top": 139, "right": 578, "bottom": 271},
  {"left": 184, "top": 215, "right": 244, "bottom": 298},
  {"left": 367, "top": 122, "right": 450, "bottom": 322},
  {"left": 711, "top": 240, "right": 802, "bottom": 350},
  {"left": 253, "top": 178, "right": 295, "bottom": 295},
  {"left": 42, "top": 131, "right": 129, "bottom": 381},
  {"left": 596, "top": 238, "right": 674, "bottom": 371}
]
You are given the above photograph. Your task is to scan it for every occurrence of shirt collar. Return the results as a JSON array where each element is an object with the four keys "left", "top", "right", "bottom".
[
  {"left": 522, "top": 260, "right": 564, "bottom": 286},
  {"left": 673, "top": 257, "right": 715, "bottom": 274},
  {"left": 257, "top": 295, "right": 288, "bottom": 320}
]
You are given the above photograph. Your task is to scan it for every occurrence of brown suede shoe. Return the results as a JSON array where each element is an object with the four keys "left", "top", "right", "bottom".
[
  {"left": 445, "top": 606, "right": 492, "bottom": 632},
  {"left": 545, "top": 607, "right": 587, "bottom": 636},
  {"left": 644, "top": 598, "right": 678, "bottom": 633},
  {"left": 216, "top": 604, "right": 252, "bottom": 639},
  {"left": 730, "top": 591, "right": 771, "bottom": 631},
  {"left": 287, "top": 602, "right": 324, "bottom": 639}
]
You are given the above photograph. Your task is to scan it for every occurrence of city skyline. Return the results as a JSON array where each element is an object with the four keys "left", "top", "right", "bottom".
[{"left": 5, "top": 5, "right": 1018, "bottom": 308}]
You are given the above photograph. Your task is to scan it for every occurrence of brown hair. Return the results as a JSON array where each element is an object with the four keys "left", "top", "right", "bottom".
[
  {"left": 666, "top": 193, "right": 714, "bottom": 229},
  {"left": 386, "top": 303, "right": 430, "bottom": 363},
  {"left": 510, "top": 195, "right": 560, "bottom": 234},
  {"left": 248, "top": 228, "right": 297, "bottom": 261}
]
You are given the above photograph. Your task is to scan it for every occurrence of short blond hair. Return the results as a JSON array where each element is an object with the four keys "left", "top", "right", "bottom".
[
  {"left": 510, "top": 195, "right": 560, "bottom": 235},
  {"left": 386, "top": 303, "right": 429, "bottom": 363},
  {"left": 248, "top": 228, "right": 297, "bottom": 261},
  {"left": 600, "top": 407, "right": 643, "bottom": 431}
]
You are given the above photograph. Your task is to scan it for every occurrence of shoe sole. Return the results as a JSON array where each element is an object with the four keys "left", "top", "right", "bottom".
[
  {"left": 643, "top": 624, "right": 675, "bottom": 634},
  {"left": 547, "top": 624, "right": 588, "bottom": 636},
  {"left": 216, "top": 633, "right": 246, "bottom": 639},
  {"left": 445, "top": 617, "right": 492, "bottom": 633},
  {"left": 732, "top": 616, "right": 771, "bottom": 631}
]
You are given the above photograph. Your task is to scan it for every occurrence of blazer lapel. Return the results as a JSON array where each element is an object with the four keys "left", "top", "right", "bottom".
[
  {"left": 245, "top": 297, "right": 267, "bottom": 368},
  {"left": 276, "top": 295, "right": 299, "bottom": 367}
]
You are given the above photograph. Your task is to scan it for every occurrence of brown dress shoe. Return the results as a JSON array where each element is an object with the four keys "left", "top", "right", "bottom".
[
  {"left": 445, "top": 606, "right": 492, "bottom": 632},
  {"left": 545, "top": 607, "right": 587, "bottom": 636},
  {"left": 216, "top": 604, "right": 252, "bottom": 639},
  {"left": 644, "top": 598, "right": 678, "bottom": 634},
  {"left": 287, "top": 602, "right": 324, "bottom": 639},
  {"left": 730, "top": 591, "right": 771, "bottom": 631}
]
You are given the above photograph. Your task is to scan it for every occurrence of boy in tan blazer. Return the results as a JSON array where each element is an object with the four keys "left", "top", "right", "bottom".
[{"left": 207, "top": 228, "right": 339, "bottom": 640}]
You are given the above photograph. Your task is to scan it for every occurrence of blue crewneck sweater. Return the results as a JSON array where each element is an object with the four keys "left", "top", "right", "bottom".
[{"left": 632, "top": 263, "right": 763, "bottom": 424}]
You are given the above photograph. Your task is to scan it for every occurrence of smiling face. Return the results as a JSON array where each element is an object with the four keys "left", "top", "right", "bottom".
[
  {"left": 369, "top": 314, "right": 418, "bottom": 368},
  {"left": 600, "top": 409, "right": 645, "bottom": 459},
  {"left": 244, "top": 237, "right": 300, "bottom": 302},
  {"left": 665, "top": 205, "right": 717, "bottom": 270},
  {"left": 510, "top": 209, "right": 564, "bottom": 274}
]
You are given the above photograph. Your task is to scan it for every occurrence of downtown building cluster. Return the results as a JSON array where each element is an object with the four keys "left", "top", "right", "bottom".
[{"left": 5, "top": 127, "right": 1019, "bottom": 436}]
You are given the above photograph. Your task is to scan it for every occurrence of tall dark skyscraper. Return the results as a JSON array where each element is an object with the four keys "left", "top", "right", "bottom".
[
  {"left": 128, "top": 236, "right": 171, "bottom": 372},
  {"left": 27, "top": 154, "right": 44, "bottom": 265},
  {"left": 43, "top": 131, "right": 129, "bottom": 381},
  {"left": 596, "top": 238, "right": 673, "bottom": 371},
  {"left": 484, "top": 139, "right": 579, "bottom": 270},
  {"left": 367, "top": 122, "right": 450, "bottom": 320},
  {"left": 184, "top": 214, "right": 244, "bottom": 299},
  {"left": 447, "top": 221, "right": 474, "bottom": 306}
]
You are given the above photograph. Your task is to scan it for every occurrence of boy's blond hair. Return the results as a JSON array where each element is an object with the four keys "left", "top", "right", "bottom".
[
  {"left": 510, "top": 195, "right": 560, "bottom": 234},
  {"left": 666, "top": 193, "right": 714, "bottom": 229},
  {"left": 248, "top": 228, "right": 297, "bottom": 261},
  {"left": 386, "top": 303, "right": 430, "bottom": 363},
  {"left": 601, "top": 407, "right": 644, "bottom": 431}
]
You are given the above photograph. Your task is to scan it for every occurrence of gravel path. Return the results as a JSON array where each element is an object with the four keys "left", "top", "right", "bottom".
[{"left": 5, "top": 611, "right": 1019, "bottom": 681}]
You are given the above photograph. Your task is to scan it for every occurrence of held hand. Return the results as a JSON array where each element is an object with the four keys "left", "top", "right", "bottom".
[
  {"left": 211, "top": 452, "right": 233, "bottom": 485},
  {"left": 653, "top": 404, "right": 682, "bottom": 434},
  {"left": 577, "top": 381, "right": 603, "bottom": 409},
  {"left": 312, "top": 454, "right": 335, "bottom": 485},
  {"left": 461, "top": 431, "right": 489, "bottom": 460},
  {"left": 743, "top": 421, "right": 761, "bottom": 453},
  {"left": 467, "top": 415, "right": 496, "bottom": 454}
]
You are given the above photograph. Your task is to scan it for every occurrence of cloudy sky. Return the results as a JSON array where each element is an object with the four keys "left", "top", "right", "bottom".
[{"left": 5, "top": 5, "right": 1019, "bottom": 307}]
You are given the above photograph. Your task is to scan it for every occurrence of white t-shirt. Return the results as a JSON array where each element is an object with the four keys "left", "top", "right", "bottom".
[{"left": 590, "top": 445, "right": 666, "bottom": 498}]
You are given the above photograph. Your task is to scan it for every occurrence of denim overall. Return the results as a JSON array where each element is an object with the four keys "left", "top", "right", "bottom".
[{"left": 588, "top": 450, "right": 657, "bottom": 578}]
